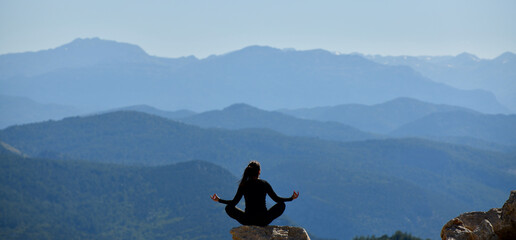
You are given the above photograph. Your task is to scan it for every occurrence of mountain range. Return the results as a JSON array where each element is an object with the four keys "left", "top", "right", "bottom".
[
  {"left": 0, "top": 37, "right": 196, "bottom": 79},
  {"left": 124, "top": 99, "right": 514, "bottom": 151},
  {"left": 276, "top": 98, "right": 516, "bottom": 150},
  {"left": 278, "top": 97, "right": 476, "bottom": 134},
  {"left": 178, "top": 103, "right": 377, "bottom": 142},
  {"left": 0, "top": 38, "right": 510, "bottom": 113},
  {"left": 1, "top": 37, "right": 515, "bottom": 240},
  {"left": 365, "top": 52, "right": 516, "bottom": 111},
  {"left": 2, "top": 95, "right": 513, "bottom": 152},
  {"left": 1, "top": 111, "right": 514, "bottom": 240}
]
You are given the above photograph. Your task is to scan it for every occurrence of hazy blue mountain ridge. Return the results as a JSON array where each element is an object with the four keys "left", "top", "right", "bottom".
[
  {"left": 279, "top": 97, "right": 477, "bottom": 134},
  {"left": 278, "top": 98, "right": 516, "bottom": 149},
  {"left": 0, "top": 95, "right": 85, "bottom": 129},
  {"left": 0, "top": 37, "right": 197, "bottom": 79},
  {"left": 391, "top": 111, "right": 516, "bottom": 145},
  {"left": 167, "top": 45, "right": 506, "bottom": 113},
  {"left": 180, "top": 103, "right": 378, "bottom": 142},
  {"left": 106, "top": 104, "right": 196, "bottom": 119},
  {"left": 96, "top": 100, "right": 516, "bottom": 150},
  {"left": 0, "top": 38, "right": 507, "bottom": 113},
  {"left": 1, "top": 111, "right": 514, "bottom": 239},
  {"left": 365, "top": 52, "right": 516, "bottom": 111}
]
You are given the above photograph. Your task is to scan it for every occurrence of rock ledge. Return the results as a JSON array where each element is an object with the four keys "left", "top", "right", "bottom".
[
  {"left": 441, "top": 190, "right": 516, "bottom": 240},
  {"left": 230, "top": 225, "right": 311, "bottom": 240}
]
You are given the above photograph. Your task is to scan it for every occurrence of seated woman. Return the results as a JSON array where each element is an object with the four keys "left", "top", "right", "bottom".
[{"left": 211, "top": 161, "right": 299, "bottom": 226}]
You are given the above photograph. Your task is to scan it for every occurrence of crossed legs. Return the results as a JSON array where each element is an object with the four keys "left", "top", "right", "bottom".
[{"left": 225, "top": 202, "right": 286, "bottom": 226}]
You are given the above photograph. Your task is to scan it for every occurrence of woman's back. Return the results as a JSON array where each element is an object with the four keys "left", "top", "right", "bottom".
[{"left": 242, "top": 179, "right": 269, "bottom": 214}]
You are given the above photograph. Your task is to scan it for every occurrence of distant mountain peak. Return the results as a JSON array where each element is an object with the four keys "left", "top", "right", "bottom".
[
  {"left": 226, "top": 45, "right": 337, "bottom": 58},
  {"left": 63, "top": 37, "right": 142, "bottom": 49},
  {"left": 241, "top": 45, "right": 278, "bottom": 51},
  {"left": 116, "top": 104, "right": 158, "bottom": 112},
  {"left": 56, "top": 37, "right": 148, "bottom": 57},
  {"left": 69, "top": 37, "right": 103, "bottom": 44},
  {"left": 378, "top": 97, "right": 426, "bottom": 106},
  {"left": 456, "top": 52, "right": 480, "bottom": 62},
  {"left": 223, "top": 103, "right": 260, "bottom": 112},
  {"left": 378, "top": 97, "right": 477, "bottom": 113},
  {"left": 494, "top": 52, "right": 516, "bottom": 63},
  {"left": 383, "top": 97, "right": 423, "bottom": 103},
  {"left": 222, "top": 45, "right": 282, "bottom": 57}
]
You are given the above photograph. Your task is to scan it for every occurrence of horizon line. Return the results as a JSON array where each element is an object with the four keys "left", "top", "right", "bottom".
[{"left": 0, "top": 37, "right": 513, "bottom": 60}]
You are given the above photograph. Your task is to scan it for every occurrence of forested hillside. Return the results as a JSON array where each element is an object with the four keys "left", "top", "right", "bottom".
[
  {"left": 1, "top": 111, "right": 514, "bottom": 239},
  {"left": 353, "top": 230, "right": 430, "bottom": 240},
  {"left": 0, "top": 150, "right": 241, "bottom": 240}
]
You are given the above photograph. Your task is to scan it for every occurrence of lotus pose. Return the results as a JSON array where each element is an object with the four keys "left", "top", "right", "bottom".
[{"left": 211, "top": 161, "right": 299, "bottom": 226}]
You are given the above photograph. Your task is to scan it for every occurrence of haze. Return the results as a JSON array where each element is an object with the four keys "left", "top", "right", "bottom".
[{"left": 1, "top": 0, "right": 515, "bottom": 58}]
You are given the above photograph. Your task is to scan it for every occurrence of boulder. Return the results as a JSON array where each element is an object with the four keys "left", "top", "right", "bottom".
[
  {"left": 230, "top": 225, "right": 311, "bottom": 240},
  {"left": 473, "top": 220, "right": 497, "bottom": 240},
  {"left": 441, "top": 218, "right": 474, "bottom": 240},
  {"left": 441, "top": 191, "right": 516, "bottom": 240},
  {"left": 498, "top": 190, "right": 516, "bottom": 240}
]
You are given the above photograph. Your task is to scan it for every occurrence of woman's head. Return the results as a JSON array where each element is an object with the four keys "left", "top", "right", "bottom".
[
  {"left": 246, "top": 161, "right": 261, "bottom": 177},
  {"left": 239, "top": 160, "right": 261, "bottom": 187}
]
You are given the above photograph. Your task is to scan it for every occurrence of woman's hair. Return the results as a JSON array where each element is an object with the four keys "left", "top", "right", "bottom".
[{"left": 239, "top": 161, "right": 261, "bottom": 187}]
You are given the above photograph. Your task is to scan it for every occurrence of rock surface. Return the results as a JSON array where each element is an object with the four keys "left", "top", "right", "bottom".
[
  {"left": 441, "top": 190, "right": 516, "bottom": 240},
  {"left": 230, "top": 225, "right": 311, "bottom": 240}
]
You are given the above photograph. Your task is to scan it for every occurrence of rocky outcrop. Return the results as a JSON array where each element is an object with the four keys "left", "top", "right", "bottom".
[
  {"left": 230, "top": 225, "right": 311, "bottom": 240},
  {"left": 441, "top": 190, "right": 516, "bottom": 240}
]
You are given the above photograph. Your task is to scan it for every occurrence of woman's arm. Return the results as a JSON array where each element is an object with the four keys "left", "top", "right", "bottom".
[
  {"left": 266, "top": 181, "right": 299, "bottom": 202},
  {"left": 211, "top": 186, "right": 244, "bottom": 205}
]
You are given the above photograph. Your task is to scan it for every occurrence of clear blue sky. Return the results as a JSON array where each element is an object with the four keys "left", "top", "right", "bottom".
[{"left": 1, "top": 0, "right": 515, "bottom": 58}]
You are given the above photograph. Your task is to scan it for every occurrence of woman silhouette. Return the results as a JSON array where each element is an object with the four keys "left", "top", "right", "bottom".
[{"left": 211, "top": 161, "right": 299, "bottom": 226}]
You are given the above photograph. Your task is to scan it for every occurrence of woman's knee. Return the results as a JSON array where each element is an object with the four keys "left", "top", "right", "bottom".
[
  {"left": 276, "top": 202, "right": 286, "bottom": 210},
  {"left": 225, "top": 205, "right": 247, "bottom": 225},
  {"left": 225, "top": 204, "right": 236, "bottom": 214},
  {"left": 264, "top": 202, "right": 286, "bottom": 225},
  {"left": 270, "top": 202, "right": 286, "bottom": 214}
]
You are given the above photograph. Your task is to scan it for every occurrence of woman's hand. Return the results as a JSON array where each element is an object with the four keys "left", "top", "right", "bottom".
[
  {"left": 291, "top": 191, "right": 299, "bottom": 200},
  {"left": 210, "top": 194, "right": 220, "bottom": 202}
]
